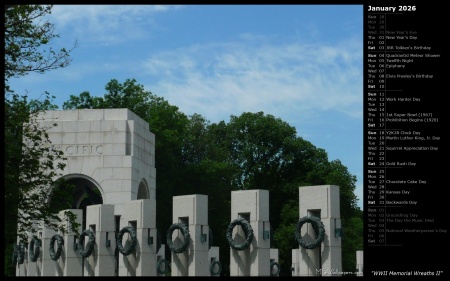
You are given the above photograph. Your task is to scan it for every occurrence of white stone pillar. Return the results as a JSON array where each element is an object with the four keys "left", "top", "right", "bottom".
[
  {"left": 28, "top": 227, "right": 45, "bottom": 276},
  {"left": 229, "top": 189, "right": 271, "bottom": 277},
  {"left": 297, "top": 185, "right": 342, "bottom": 276},
  {"left": 270, "top": 248, "right": 280, "bottom": 276},
  {"left": 26, "top": 231, "right": 40, "bottom": 276},
  {"left": 119, "top": 199, "right": 158, "bottom": 276},
  {"left": 291, "top": 248, "right": 300, "bottom": 276},
  {"left": 356, "top": 250, "right": 363, "bottom": 276},
  {"left": 170, "top": 194, "right": 210, "bottom": 276},
  {"left": 156, "top": 244, "right": 168, "bottom": 276},
  {"left": 40, "top": 226, "right": 59, "bottom": 276},
  {"left": 59, "top": 209, "right": 83, "bottom": 276},
  {"left": 84, "top": 205, "right": 115, "bottom": 276},
  {"left": 208, "top": 246, "right": 221, "bottom": 276}
]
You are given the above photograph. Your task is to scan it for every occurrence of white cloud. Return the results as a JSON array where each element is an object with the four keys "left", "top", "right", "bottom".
[
  {"left": 49, "top": 5, "right": 183, "bottom": 45},
  {"left": 142, "top": 38, "right": 363, "bottom": 123}
]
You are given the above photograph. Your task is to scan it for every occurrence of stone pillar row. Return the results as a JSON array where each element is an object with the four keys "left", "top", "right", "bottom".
[{"left": 15, "top": 190, "right": 288, "bottom": 277}]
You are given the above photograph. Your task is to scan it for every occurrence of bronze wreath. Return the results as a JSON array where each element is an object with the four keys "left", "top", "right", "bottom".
[
  {"left": 116, "top": 226, "right": 137, "bottom": 256},
  {"left": 295, "top": 216, "right": 325, "bottom": 249},
  {"left": 226, "top": 218, "right": 254, "bottom": 251},
  {"left": 166, "top": 223, "right": 190, "bottom": 254},
  {"left": 78, "top": 229, "right": 96, "bottom": 258},
  {"left": 210, "top": 260, "right": 222, "bottom": 276},
  {"left": 29, "top": 236, "right": 41, "bottom": 262},
  {"left": 270, "top": 261, "right": 281, "bottom": 276},
  {"left": 49, "top": 234, "right": 64, "bottom": 261},
  {"left": 156, "top": 259, "right": 170, "bottom": 274}
]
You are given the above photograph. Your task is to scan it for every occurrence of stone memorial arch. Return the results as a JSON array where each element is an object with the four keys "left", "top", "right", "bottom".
[
  {"left": 42, "top": 108, "right": 156, "bottom": 207},
  {"left": 15, "top": 109, "right": 159, "bottom": 276}
]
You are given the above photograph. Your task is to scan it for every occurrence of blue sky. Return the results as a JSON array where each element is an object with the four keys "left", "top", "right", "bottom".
[{"left": 9, "top": 5, "right": 364, "bottom": 208}]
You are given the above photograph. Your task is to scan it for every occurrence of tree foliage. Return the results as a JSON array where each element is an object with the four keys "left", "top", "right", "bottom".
[
  {"left": 224, "top": 112, "right": 299, "bottom": 189},
  {"left": 4, "top": 5, "right": 77, "bottom": 87}
]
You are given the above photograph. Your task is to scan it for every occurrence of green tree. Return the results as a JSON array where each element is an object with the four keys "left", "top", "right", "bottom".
[
  {"left": 341, "top": 210, "right": 363, "bottom": 274},
  {"left": 62, "top": 78, "right": 151, "bottom": 117},
  {"left": 4, "top": 5, "right": 77, "bottom": 89},
  {"left": 224, "top": 112, "right": 299, "bottom": 189},
  {"left": 4, "top": 5, "right": 77, "bottom": 276}
]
